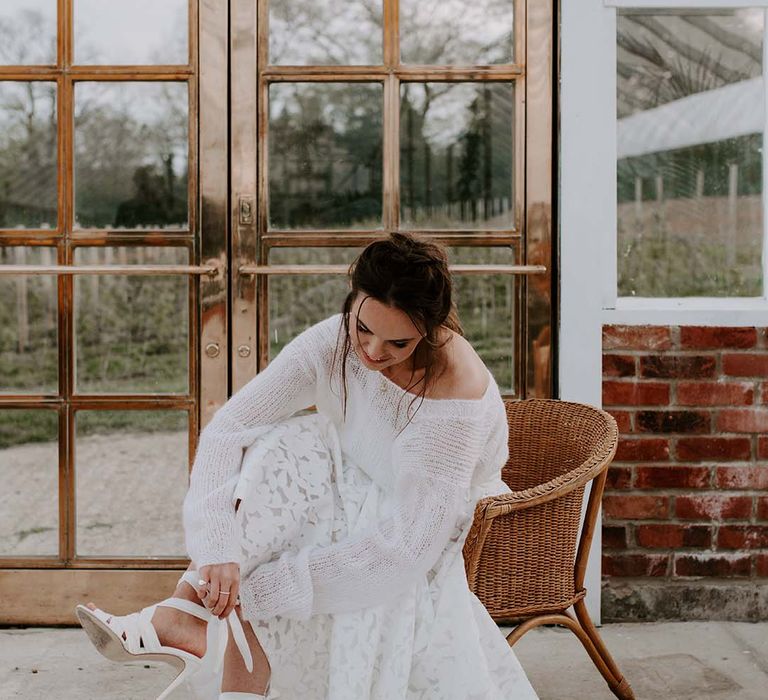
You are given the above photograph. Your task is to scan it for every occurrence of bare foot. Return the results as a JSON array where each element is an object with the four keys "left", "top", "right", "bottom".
[
  {"left": 220, "top": 606, "right": 271, "bottom": 696},
  {"left": 86, "top": 580, "right": 207, "bottom": 658}
]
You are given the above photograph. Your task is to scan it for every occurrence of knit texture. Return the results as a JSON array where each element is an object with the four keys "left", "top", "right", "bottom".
[{"left": 182, "top": 313, "right": 509, "bottom": 622}]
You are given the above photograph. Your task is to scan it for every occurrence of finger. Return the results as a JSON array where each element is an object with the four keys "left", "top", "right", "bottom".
[
  {"left": 210, "top": 576, "right": 228, "bottom": 616},
  {"left": 207, "top": 576, "right": 220, "bottom": 611},
  {"left": 221, "top": 580, "right": 238, "bottom": 618},
  {"left": 215, "top": 582, "right": 233, "bottom": 617}
]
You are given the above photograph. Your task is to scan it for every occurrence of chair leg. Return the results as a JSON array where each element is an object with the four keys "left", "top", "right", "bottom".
[
  {"left": 572, "top": 599, "right": 635, "bottom": 700},
  {"left": 506, "top": 610, "right": 635, "bottom": 700}
]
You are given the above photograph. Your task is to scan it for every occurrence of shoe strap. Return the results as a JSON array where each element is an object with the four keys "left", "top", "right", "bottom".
[
  {"left": 178, "top": 568, "right": 201, "bottom": 590},
  {"left": 173, "top": 569, "right": 254, "bottom": 675}
]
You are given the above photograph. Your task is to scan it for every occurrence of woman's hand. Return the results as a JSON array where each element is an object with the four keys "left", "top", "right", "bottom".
[{"left": 197, "top": 562, "right": 240, "bottom": 619}]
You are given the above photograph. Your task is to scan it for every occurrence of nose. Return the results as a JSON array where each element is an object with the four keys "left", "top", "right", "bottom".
[{"left": 365, "top": 340, "right": 387, "bottom": 359}]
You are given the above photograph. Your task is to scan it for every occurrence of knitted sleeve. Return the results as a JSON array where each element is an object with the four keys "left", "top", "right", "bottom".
[
  {"left": 182, "top": 316, "right": 336, "bottom": 568},
  {"left": 238, "top": 413, "right": 487, "bottom": 621}
]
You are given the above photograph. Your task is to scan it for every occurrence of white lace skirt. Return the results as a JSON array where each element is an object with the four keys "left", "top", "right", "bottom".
[{"left": 208, "top": 412, "right": 538, "bottom": 700}]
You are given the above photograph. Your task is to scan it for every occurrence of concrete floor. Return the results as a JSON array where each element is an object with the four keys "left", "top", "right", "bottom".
[{"left": 1, "top": 621, "right": 766, "bottom": 699}]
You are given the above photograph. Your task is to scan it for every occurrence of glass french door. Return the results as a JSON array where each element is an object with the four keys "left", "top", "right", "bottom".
[{"left": 0, "top": 0, "right": 552, "bottom": 624}]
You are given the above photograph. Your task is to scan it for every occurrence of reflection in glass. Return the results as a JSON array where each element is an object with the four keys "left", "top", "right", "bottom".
[
  {"left": 0, "top": 248, "right": 58, "bottom": 394},
  {"left": 617, "top": 10, "right": 764, "bottom": 296},
  {"left": 270, "top": 0, "right": 382, "bottom": 65},
  {"left": 0, "top": 409, "right": 58, "bottom": 556},
  {"left": 0, "top": 1, "right": 56, "bottom": 65},
  {"left": 401, "top": 0, "right": 514, "bottom": 65},
  {"left": 0, "top": 82, "right": 57, "bottom": 229},
  {"left": 74, "top": 82, "right": 188, "bottom": 230},
  {"left": 401, "top": 83, "right": 514, "bottom": 229},
  {"left": 73, "top": 247, "right": 189, "bottom": 394},
  {"left": 447, "top": 246, "right": 516, "bottom": 393},
  {"left": 75, "top": 0, "right": 188, "bottom": 65},
  {"left": 269, "top": 83, "right": 383, "bottom": 229},
  {"left": 268, "top": 247, "right": 361, "bottom": 357},
  {"left": 75, "top": 410, "right": 188, "bottom": 557}
]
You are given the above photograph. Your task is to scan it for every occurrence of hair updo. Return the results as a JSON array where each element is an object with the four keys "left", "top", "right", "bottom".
[{"left": 330, "top": 232, "right": 464, "bottom": 430}]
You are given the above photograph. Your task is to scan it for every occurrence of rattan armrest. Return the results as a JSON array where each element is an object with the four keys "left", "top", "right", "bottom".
[{"left": 475, "top": 442, "right": 617, "bottom": 521}]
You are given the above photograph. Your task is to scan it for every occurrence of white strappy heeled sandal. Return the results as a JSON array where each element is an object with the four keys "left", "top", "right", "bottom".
[{"left": 75, "top": 569, "right": 257, "bottom": 700}]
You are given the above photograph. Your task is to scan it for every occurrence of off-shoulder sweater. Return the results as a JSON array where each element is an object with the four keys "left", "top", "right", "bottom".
[{"left": 182, "top": 312, "right": 512, "bottom": 622}]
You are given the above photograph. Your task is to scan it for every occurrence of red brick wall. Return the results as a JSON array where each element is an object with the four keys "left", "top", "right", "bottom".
[{"left": 601, "top": 326, "right": 768, "bottom": 599}]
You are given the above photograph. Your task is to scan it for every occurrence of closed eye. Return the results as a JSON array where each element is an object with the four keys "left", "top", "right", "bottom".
[{"left": 356, "top": 323, "right": 409, "bottom": 349}]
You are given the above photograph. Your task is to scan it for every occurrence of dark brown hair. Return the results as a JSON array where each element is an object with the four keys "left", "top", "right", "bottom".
[{"left": 330, "top": 232, "right": 463, "bottom": 432}]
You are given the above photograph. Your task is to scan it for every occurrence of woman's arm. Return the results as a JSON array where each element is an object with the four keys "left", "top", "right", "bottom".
[
  {"left": 237, "top": 413, "right": 488, "bottom": 621},
  {"left": 182, "top": 315, "right": 338, "bottom": 568}
]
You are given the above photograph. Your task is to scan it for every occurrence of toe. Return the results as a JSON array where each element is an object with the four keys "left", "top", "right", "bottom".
[{"left": 86, "top": 602, "right": 96, "bottom": 611}]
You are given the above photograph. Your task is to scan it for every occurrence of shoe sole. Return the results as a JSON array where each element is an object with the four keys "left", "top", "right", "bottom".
[{"left": 75, "top": 604, "right": 185, "bottom": 673}]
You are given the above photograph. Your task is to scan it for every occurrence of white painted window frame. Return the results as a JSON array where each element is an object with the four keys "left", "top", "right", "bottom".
[
  {"left": 560, "top": 0, "right": 768, "bottom": 625},
  {"left": 601, "top": 0, "right": 768, "bottom": 326}
]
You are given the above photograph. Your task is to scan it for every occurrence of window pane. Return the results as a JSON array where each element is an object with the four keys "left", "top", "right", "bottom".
[
  {"left": 74, "top": 82, "right": 189, "bottom": 230},
  {"left": 269, "top": 0, "right": 382, "bottom": 65},
  {"left": 401, "top": 83, "right": 514, "bottom": 229},
  {"left": 73, "top": 247, "right": 189, "bottom": 394},
  {"left": 268, "top": 247, "right": 361, "bottom": 356},
  {"left": 0, "top": 82, "right": 57, "bottom": 229},
  {"left": 617, "top": 10, "right": 764, "bottom": 297},
  {"left": 0, "top": 1, "right": 56, "bottom": 65},
  {"left": 75, "top": 410, "right": 188, "bottom": 557},
  {"left": 269, "top": 83, "right": 383, "bottom": 230},
  {"left": 0, "top": 409, "right": 58, "bottom": 557},
  {"left": 75, "top": 0, "right": 188, "bottom": 65},
  {"left": 449, "top": 246, "right": 517, "bottom": 394},
  {"left": 0, "top": 247, "right": 58, "bottom": 394},
  {"left": 400, "top": 0, "right": 514, "bottom": 65}
]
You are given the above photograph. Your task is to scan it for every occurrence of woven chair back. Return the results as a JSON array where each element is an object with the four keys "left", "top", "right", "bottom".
[{"left": 473, "top": 398, "right": 617, "bottom": 621}]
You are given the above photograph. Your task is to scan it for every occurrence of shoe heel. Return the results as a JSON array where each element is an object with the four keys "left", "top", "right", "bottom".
[{"left": 155, "top": 655, "right": 191, "bottom": 700}]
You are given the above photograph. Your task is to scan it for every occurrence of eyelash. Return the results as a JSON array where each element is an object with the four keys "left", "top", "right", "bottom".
[{"left": 356, "top": 324, "right": 409, "bottom": 349}]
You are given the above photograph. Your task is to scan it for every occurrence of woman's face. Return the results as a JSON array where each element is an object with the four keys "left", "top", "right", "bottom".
[{"left": 349, "top": 293, "right": 424, "bottom": 372}]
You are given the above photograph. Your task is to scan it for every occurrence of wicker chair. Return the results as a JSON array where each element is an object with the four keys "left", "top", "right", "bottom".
[{"left": 463, "top": 398, "right": 635, "bottom": 700}]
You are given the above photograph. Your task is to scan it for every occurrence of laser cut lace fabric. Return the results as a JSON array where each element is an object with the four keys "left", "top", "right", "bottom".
[{"left": 181, "top": 313, "right": 539, "bottom": 699}]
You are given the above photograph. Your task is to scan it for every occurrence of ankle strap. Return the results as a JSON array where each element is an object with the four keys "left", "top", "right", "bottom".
[{"left": 175, "top": 568, "right": 254, "bottom": 676}]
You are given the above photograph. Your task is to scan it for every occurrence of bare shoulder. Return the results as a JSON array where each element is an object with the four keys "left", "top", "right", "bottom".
[{"left": 430, "top": 331, "right": 489, "bottom": 401}]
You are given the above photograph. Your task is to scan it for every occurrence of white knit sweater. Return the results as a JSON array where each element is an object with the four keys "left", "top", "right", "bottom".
[{"left": 182, "top": 313, "right": 511, "bottom": 622}]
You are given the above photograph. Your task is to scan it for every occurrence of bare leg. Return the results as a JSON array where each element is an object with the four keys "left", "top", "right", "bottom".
[{"left": 224, "top": 498, "right": 273, "bottom": 694}]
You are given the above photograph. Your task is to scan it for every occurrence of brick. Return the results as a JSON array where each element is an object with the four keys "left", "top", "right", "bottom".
[
  {"left": 640, "top": 355, "right": 716, "bottom": 379},
  {"left": 603, "top": 494, "right": 669, "bottom": 519},
  {"left": 675, "top": 554, "right": 751, "bottom": 577},
  {"left": 602, "top": 525, "right": 627, "bottom": 550},
  {"left": 760, "top": 436, "right": 768, "bottom": 460},
  {"left": 677, "top": 382, "right": 754, "bottom": 407},
  {"left": 723, "top": 354, "right": 768, "bottom": 377},
  {"left": 603, "top": 381, "right": 669, "bottom": 406},
  {"left": 634, "top": 465, "right": 710, "bottom": 489},
  {"left": 755, "top": 554, "right": 768, "bottom": 577},
  {"left": 636, "top": 410, "right": 710, "bottom": 434},
  {"left": 606, "top": 410, "right": 632, "bottom": 433},
  {"left": 758, "top": 497, "right": 768, "bottom": 521},
  {"left": 615, "top": 438, "right": 670, "bottom": 462},
  {"left": 716, "top": 467, "right": 768, "bottom": 490},
  {"left": 676, "top": 437, "right": 751, "bottom": 462},
  {"left": 635, "top": 524, "right": 712, "bottom": 549},
  {"left": 603, "top": 326, "right": 672, "bottom": 351},
  {"left": 603, "top": 354, "right": 637, "bottom": 378},
  {"left": 605, "top": 466, "right": 632, "bottom": 490},
  {"left": 762, "top": 382, "right": 768, "bottom": 405},
  {"left": 717, "top": 525, "right": 768, "bottom": 549},
  {"left": 676, "top": 495, "right": 752, "bottom": 521},
  {"left": 680, "top": 327, "right": 757, "bottom": 349},
  {"left": 602, "top": 553, "right": 669, "bottom": 577},
  {"left": 717, "top": 409, "right": 768, "bottom": 433}
]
